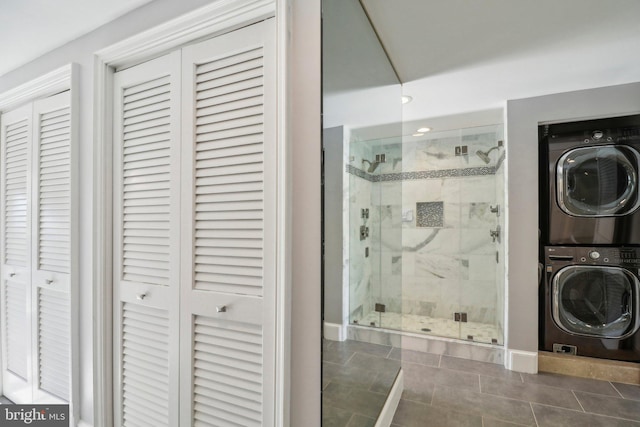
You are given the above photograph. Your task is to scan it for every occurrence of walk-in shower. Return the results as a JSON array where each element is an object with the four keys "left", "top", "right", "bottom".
[{"left": 347, "top": 123, "right": 506, "bottom": 346}]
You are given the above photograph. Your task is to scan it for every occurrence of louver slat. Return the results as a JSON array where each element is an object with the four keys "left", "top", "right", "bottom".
[
  {"left": 193, "top": 316, "right": 262, "bottom": 427},
  {"left": 121, "top": 76, "right": 172, "bottom": 287},
  {"left": 38, "top": 288, "right": 70, "bottom": 401},
  {"left": 121, "top": 303, "right": 170, "bottom": 427},
  {"left": 4, "top": 120, "right": 29, "bottom": 267},
  {"left": 194, "top": 48, "right": 266, "bottom": 296},
  {"left": 5, "top": 280, "right": 27, "bottom": 379},
  {"left": 38, "top": 107, "right": 71, "bottom": 273}
]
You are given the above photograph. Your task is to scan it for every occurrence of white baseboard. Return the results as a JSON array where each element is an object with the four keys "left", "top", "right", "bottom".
[
  {"left": 324, "top": 322, "right": 346, "bottom": 341},
  {"left": 507, "top": 349, "right": 538, "bottom": 374},
  {"left": 375, "top": 369, "right": 403, "bottom": 427}
]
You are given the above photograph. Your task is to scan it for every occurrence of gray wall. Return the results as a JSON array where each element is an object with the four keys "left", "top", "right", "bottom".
[
  {"left": 506, "top": 81, "right": 640, "bottom": 353},
  {"left": 323, "top": 126, "right": 345, "bottom": 325}
]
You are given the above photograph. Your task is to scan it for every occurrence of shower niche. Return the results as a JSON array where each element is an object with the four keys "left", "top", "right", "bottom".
[{"left": 347, "top": 122, "right": 506, "bottom": 345}]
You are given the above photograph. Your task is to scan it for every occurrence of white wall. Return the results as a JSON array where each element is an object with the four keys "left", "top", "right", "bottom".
[
  {"left": 289, "top": 0, "right": 322, "bottom": 425},
  {"left": 506, "top": 82, "right": 640, "bottom": 358}
]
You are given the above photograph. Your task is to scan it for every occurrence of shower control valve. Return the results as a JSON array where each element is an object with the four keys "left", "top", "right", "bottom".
[
  {"left": 359, "top": 225, "right": 369, "bottom": 240},
  {"left": 489, "top": 225, "right": 501, "bottom": 243}
]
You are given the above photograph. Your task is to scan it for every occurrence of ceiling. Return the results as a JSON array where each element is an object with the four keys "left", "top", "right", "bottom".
[
  {"left": 0, "top": 0, "right": 152, "bottom": 77},
  {"left": 361, "top": 0, "right": 640, "bottom": 84},
  {"left": 324, "top": 0, "right": 640, "bottom": 133}
]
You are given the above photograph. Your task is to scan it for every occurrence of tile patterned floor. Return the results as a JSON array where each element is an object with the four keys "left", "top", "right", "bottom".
[
  {"left": 323, "top": 339, "right": 640, "bottom": 427},
  {"left": 323, "top": 339, "right": 400, "bottom": 427}
]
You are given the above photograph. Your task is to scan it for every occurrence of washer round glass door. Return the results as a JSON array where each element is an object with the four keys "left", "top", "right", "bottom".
[
  {"left": 557, "top": 145, "right": 640, "bottom": 216},
  {"left": 552, "top": 265, "right": 640, "bottom": 338}
]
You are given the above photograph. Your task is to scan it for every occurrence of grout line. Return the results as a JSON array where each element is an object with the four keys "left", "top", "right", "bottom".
[
  {"left": 572, "top": 390, "right": 586, "bottom": 413},
  {"left": 437, "top": 354, "right": 442, "bottom": 368},
  {"left": 483, "top": 417, "right": 531, "bottom": 427},
  {"left": 399, "top": 395, "right": 430, "bottom": 406},
  {"left": 345, "top": 413, "right": 356, "bottom": 427},
  {"left": 533, "top": 402, "right": 640, "bottom": 424},
  {"left": 343, "top": 351, "right": 358, "bottom": 366},
  {"left": 519, "top": 372, "right": 524, "bottom": 383},
  {"left": 530, "top": 402, "right": 540, "bottom": 427},
  {"left": 610, "top": 382, "right": 624, "bottom": 399},
  {"left": 428, "top": 385, "right": 434, "bottom": 406},
  {"left": 385, "top": 346, "right": 393, "bottom": 359}
]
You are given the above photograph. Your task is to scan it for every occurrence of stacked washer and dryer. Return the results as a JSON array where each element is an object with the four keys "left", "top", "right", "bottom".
[{"left": 539, "top": 114, "right": 640, "bottom": 362}]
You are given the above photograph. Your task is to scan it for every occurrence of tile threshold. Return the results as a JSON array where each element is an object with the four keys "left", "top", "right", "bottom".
[{"left": 539, "top": 351, "right": 640, "bottom": 385}]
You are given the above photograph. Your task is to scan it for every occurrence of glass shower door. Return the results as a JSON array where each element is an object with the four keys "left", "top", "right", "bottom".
[
  {"left": 459, "top": 124, "right": 504, "bottom": 345},
  {"left": 372, "top": 137, "right": 402, "bottom": 331}
]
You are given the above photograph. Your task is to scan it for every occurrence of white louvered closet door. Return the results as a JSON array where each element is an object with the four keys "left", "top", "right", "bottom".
[
  {"left": 0, "top": 103, "right": 33, "bottom": 403},
  {"left": 31, "top": 91, "right": 72, "bottom": 404},
  {"left": 180, "top": 19, "right": 277, "bottom": 426},
  {"left": 112, "top": 51, "right": 181, "bottom": 427}
]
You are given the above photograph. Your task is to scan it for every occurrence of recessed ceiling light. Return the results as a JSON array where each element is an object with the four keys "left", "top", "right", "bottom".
[
  {"left": 401, "top": 95, "right": 413, "bottom": 104},
  {"left": 417, "top": 127, "right": 431, "bottom": 133},
  {"left": 412, "top": 133, "right": 424, "bottom": 137}
]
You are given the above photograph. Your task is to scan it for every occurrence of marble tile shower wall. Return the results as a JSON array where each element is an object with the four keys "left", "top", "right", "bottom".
[{"left": 348, "top": 127, "right": 504, "bottom": 332}]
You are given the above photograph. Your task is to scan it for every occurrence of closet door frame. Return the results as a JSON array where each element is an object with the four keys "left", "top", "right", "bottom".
[
  {"left": 0, "top": 64, "right": 80, "bottom": 420},
  {"left": 93, "top": 1, "right": 291, "bottom": 426}
]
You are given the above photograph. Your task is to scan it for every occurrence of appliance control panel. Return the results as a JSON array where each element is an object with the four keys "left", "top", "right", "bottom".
[{"left": 545, "top": 246, "right": 640, "bottom": 267}]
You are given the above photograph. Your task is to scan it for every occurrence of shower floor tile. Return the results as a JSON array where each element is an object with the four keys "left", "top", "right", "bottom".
[{"left": 356, "top": 311, "right": 503, "bottom": 345}]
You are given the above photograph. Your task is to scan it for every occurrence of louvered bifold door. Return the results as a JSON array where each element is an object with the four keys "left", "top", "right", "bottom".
[
  {"left": 113, "top": 51, "right": 181, "bottom": 427},
  {"left": 0, "top": 104, "right": 33, "bottom": 403},
  {"left": 31, "top": 91, "right": 72, "bottom": 404},
  {"left": 180, "top": 19, "right": 277, "bottom": 426}
]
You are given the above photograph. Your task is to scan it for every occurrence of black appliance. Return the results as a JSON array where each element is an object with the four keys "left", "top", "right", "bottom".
[
  {"left": 540, "top": 114, "right": 640, "bottom": 245},
  {"left": 542, "top": 246, "right": 640, "bottom": 362}
]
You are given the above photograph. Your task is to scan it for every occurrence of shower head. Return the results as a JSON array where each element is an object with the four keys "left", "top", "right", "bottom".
[
  {"left": 475, "top": 146, "right": 501, "bottom": 164},
  {"left": 362, "top": 159, "right": 380, "bottom": 173},
  {"left": 476, "top": 149, "right": 492, "bottom": 164}
]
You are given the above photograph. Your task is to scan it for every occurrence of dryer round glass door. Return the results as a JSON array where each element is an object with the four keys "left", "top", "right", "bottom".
[
  {"left": 552, "top": 265, "right": 640, "bottom": 338},
  {"left": 557, "top": 145, "right": 640, "bottom": 216}
]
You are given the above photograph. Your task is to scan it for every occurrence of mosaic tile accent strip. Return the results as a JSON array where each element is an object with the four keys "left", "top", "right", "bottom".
[
  {"left": 416, "top": 201, "right": 444, "bottom": 227},
  {"left": 346, "top": 164, "right": 376, "bottom": 182},
  {"left": 346, "top": 165, "right": 496, "bottom": 182}
]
